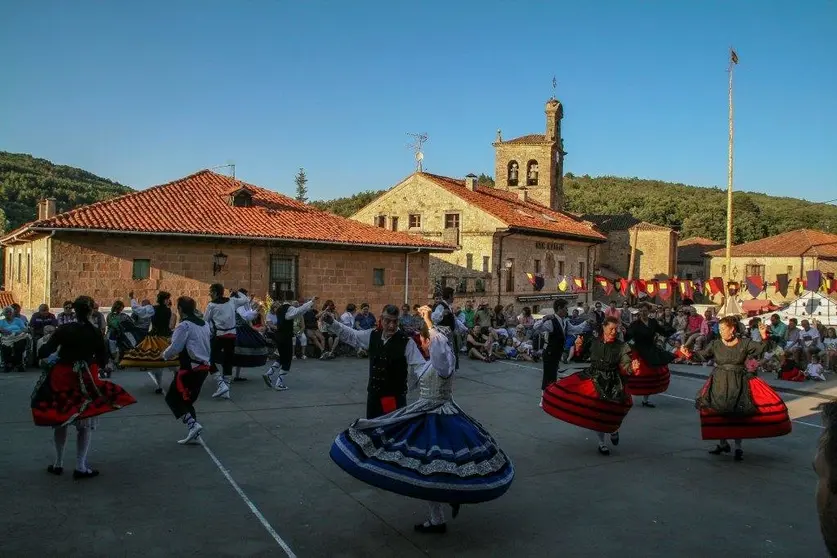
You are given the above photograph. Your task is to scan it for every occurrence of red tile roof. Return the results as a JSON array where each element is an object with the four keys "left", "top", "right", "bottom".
[
  {"left": 678, "top": 237, "right": 725, "bottom": 262},
  {"left": 497, "top": 134, "right": 551, "bottom": 145},
  {"left": 420, "top": 173, "right": 605, "bottom": 242},
  {"left": 0, "top": 170, "right": 453, "bottom": 251},
  {"left": 706, "top": 229, "right": 837, "bottom": 258}
]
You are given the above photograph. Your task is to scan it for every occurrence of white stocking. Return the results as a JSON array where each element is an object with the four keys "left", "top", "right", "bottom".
[
  {"left": 427, "top": 502, "right": 445, "bottom": 526},
  {"left": 53, "top": 426, "right": 68, "bottom": 468},
  {"left": 596, "top": 431, "right": 606, "bottom": 445},
  {"left": 76, "top": 427, "right": 93, "bottom": 472}
]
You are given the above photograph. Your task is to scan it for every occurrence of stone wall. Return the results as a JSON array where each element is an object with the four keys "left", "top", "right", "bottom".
[
  {"left": 3, "top": 238, "right": 50, "bottom": 310},
  {"left": 493, "top": 142, "right": 561, "bottom": 211},
  {"left": 677, "top": 262, "right": 708, "bottom": 281},
  {"left": 598, "top": 228, "right": 676, "bottom": 280},
  {"left": 22, "top": 233, "right": 431, "bottom": 311}
]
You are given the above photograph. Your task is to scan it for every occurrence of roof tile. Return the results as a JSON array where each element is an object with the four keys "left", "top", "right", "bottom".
[
  {"left": 2, "top": 170, "right": 452, "bottom": 251},
  {"left": 420, "top": 173, "right": 605, "bottom": 242},
  {"left": 706, "top": 229, "right": 837, "bottom": 258}
]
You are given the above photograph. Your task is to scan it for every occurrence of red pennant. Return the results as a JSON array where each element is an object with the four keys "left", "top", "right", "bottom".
[
  {"left": 595, "top": 276, "right": 613, "bottom": 296},
  {"left": 645, "top": 280, "right": 658, "bottom": 296},
  {"left": 658, "top": 282, "right": 672, "bottom": 301},
  {"left": 618, "top": 279, "right": 630, "bottom": 296}
]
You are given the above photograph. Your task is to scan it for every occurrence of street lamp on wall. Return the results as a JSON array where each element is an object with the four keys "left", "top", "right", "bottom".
[{"left": 213, "top": 251, "right": 228, "bottom": 276}]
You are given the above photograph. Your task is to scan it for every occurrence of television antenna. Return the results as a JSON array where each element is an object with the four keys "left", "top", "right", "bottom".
[
  {"left": 210, "top": 162, "right": 236, "bottom": 179},
  {"left": 407, "top": 133, "right": 428, "bottom": 172}
]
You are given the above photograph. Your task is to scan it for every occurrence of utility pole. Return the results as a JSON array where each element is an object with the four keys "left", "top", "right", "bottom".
[{"left": 724, "top": 47, "right": 739, "bottom": 292}]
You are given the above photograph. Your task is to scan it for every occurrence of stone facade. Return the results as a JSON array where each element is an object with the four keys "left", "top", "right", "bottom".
[
  {"left": 492, "top": 99, "right": 565, "bottom": 211},
  {"left": 707, "top": 254, "right": 832, "bottom": 302},
  {"left": 3, "top": 232, "right": 432, "bottom": 312},
  {"left": 600, "top": 226, "right": 678, "bottom": 280}
]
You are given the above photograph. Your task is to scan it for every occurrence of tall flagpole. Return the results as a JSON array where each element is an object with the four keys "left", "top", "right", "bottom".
[{"left": 725, "top": 47, "right": 738, "bottom": 295}]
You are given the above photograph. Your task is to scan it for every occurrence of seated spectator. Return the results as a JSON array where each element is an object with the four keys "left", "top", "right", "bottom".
[
  {"left": 57, "top": 300, "right": 76, "bottom": 325},
  {"left": 29, "top": 304, "right": 57, "bottom": 365},
  {"left": 0, "top": 305, "right": 30, "bottom": 372},
  {"left": 399, "top": 304, "right": 418, "bottom": 333},
  {"left": 682, "top": 308, "right": 705, "bottom": 349},
  {"left": 474, "top": 302, "right": 491, "bottom": 329},
  {"left": 466, "top": 326, "right": 494, "bottom": 362},
  {"left": 353, "top": 303, "right": 377, "bottom": 358},
  {"left": 806, "top": 354, "right": 827, "bottom": 381},
  {"left": 801, "top": 319, "right": 823, "bottom": 363},
  {"left": 824, "top": 328, "right": 837, "bottom": 371},
  {"left": 317, "top": 300, "right": 339, "bottom": 358}
]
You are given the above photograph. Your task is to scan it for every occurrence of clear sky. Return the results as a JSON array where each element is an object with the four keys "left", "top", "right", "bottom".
[{"left": 2, "top": 1, "right": 835, "bottom": 202}]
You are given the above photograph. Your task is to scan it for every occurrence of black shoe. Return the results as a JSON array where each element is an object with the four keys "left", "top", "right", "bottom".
[
  {"left": 598, "top": 444, "right": 611, "bottom": 456},
  {"left": 154, "top": 388, "right": 163, "bottom": 395},
  {"left": 610, "top": 432, "right": 620, "bottom": 446},
  {"left": 414, "top": 522, "right": 447, "bottom": 534},
  {"left": 73, "top": 469, "right": 100, "bottom": 480},
  {"left": 709, "top": 443, "right": 731, "bottom": 455},
  {"left": 450, "top": 503, "right": 461, "bottom": 519},
  {"left": 734, "top": 449, "right": 744, "bottom": 462},
  {"left": 233, "top": 377, "right": 248, "bottom": 382},
  {"left": 47, "top": 465, "right": 63, "bottom": 475},
  {"left": 641, "top": 401, "right": 656, "bottom": 408}
]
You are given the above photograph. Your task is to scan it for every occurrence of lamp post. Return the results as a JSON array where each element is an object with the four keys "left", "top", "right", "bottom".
[{"left": 212, "top": 251, "right": 228, "bottom": 276}]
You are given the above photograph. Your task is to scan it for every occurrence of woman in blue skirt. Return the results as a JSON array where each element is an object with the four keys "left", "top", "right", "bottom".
[{"left": 329, "top": 306, "right": 514, "bottom": 534}]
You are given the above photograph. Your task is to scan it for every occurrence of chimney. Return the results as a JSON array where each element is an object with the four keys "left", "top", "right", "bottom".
[
  {"left": 518, "top": 189, "right": 529, "bottom": 202},
  {"left": 39, "top": 198, "right": 57, "bottom": 220},
  {"left": 464, "top": 173, "right": 477, "bottom": 191}
]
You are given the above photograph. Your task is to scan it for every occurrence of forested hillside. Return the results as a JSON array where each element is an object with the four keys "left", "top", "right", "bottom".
[
  {"left": 0, "top": 152, "right": 133, "bottom": 232},
  {"left": 312, "top": 172, "right": 837, "bottom": 244}
]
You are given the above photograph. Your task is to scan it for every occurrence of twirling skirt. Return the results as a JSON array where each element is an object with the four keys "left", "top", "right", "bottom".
[
  {"left": 120, "top": 335, "right": 178, "bottom": 368},
  {"left": 232, "top": 324, "right": 270, "bottom": 368},
  {"left": 697, "top": 376, "right": 792, "bottom": 440},
  {"left": 329, "top": 399, "right": 515, "bottom": 504},
  {"left": 542, "top": 372, "right": 633, "bottom": 434},
  {"left": 31, "top": 362, "right": 136, "bottom": 427},
  {"left": 625, "top": 351, "right": 671, "bottom": 396}
]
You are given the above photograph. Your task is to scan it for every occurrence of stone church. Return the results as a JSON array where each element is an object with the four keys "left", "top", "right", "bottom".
[{"left": 351, "top": 97, "right": 679, "bottom": 311}]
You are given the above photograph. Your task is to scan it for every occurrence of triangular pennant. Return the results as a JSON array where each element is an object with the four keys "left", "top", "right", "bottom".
[
  {"left": 595, "top": 275, "right": 613, "bottom": 296},
  {"left": 558, "top": 276, "right": 569, "bottom": 292},
  {"left": 534, "top": 276, "right": 545, "bottom": 291},
  {"left": 746, "top": 275, "right": 765, "bottom": 298},
  {"left": 774, "top": 273, "right": 789, "bottom": 297},
  {"left": 679, "top": 279, "right": 694, "bottom": 299},
  {"left": 807, "top": 270, "right": 823, "bottom": 292},
  {"left": 526, "top": 272, "right": 536, "bottom": 287},
  {"left": 658, "top": 281, "right": 672, "bottom": 301},
  {"left": 708, "top": 277, "right": 724, "bottom": 295},
  {"left": 618, "top": 279, "right": 630, "bottom": 296},
  {"left": 645, "top": 280, "right": 658, "bottom": 296},
  {"left": 573, "top": 277, "right": 585, "bottom": 292}
]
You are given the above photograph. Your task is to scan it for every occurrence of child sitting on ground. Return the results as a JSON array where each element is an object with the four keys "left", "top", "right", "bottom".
[{"left": 805, "top": 353, "right": 827, "bottom": 381}]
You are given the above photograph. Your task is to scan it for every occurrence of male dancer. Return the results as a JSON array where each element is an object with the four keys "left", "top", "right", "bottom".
[
  {"left": 263, "top": 296, "right": 317, "bottom": 391},
  {"left": 532, "top": 299, "right": 569, "bottom": 407},
  {"left": 161, "top": 296, "right": 212, "bottom": 444},
  {"left": 205, "top": 284, "right": 250, "bottom": 400},
  {"left": 323, "top": 304, "right": 428, "bottom": 418},
  {"left": 431, "top": 286, "right": 465, "bottom": 369}
]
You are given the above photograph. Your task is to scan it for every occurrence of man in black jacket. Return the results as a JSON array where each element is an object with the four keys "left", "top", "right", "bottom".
[{"left": 533, "top": 299, "right": 569, "bottom": 406}]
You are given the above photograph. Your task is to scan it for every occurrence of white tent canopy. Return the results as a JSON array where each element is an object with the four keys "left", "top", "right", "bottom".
[{"left": 752, "top": 291, "right": 837, "bottom": 327}]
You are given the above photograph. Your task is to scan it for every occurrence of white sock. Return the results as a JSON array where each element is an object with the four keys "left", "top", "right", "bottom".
[
  {"left": 427, "top": 502, "right": 445, "bottom": 526},
  {"left": 234, "top": 367, "right": 242, "bottom": 379},
  {"left": 76, "top": 427, "right": 93, "bottom": 472},
  {"left": 53, "top": 426, "right": 68, "bottom": 468},
  {"left": 642, "top": 395, "right": 649, "bottom": 403},
  {"left": 596, "top": 432, "right": 606, "bottom": 444},
  {"left": 153, "top": 370, "right": 163, "bottom": 386}
]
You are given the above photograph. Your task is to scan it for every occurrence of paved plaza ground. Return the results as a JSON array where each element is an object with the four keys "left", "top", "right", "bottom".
[{"left": 0, "top": 356, "right": 831, "bottom": 557}]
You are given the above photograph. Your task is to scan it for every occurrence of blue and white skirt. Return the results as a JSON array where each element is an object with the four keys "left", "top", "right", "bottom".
[
  {"left": 329, "top": 399, "right": 514, "bottom": 504},
  {"left": 232, "top": 324, "right": 270, "bottom": 368}
]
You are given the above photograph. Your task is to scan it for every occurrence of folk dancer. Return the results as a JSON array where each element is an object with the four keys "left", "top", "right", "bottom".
[
  {"left": 330, "top": 306, "right": 514, "bottom": 534},
  {"left": 431, "top": 286, "right": 462, "bottom": 369},
  {"left": 541, "top": 317, "right": 639, "bottom": 455},
  {"left": 120, "top": 291, "right": 179, "bottom": 393},
  {"left": 263, "top": 297, "right": 317, "bottom": 391},
  {"left": 624, "top": 302, "right": 674, "bottom": 408},
  {"left": 532, "top": 299, "right": 569, "bottom": 408},
  {"left": 231, "top": 289, "right": 270, "bottom": 382},
  {"left": 323, "top": 304, "right": 427, "bottom": 418},
  {"left": 205, "top": 284, "right": 250, "bottom": 400},
  {"left": 161, "top": 296, "right": 213, "bottom": 445},
  {"left": 681, "top": 316, "right": 792, "bottom": 461},
  {"left": 31, "top": 296, "right": 136, "bottom": 478}
]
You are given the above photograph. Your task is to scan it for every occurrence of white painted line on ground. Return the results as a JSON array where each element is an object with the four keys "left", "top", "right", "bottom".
[{"left": 199, "top": 437, "right": 297, "bottom": 557}]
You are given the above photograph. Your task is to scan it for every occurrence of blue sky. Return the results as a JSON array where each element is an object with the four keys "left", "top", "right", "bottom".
[{"left": 2, "top": 1, "right": 835, "bottom": 202}]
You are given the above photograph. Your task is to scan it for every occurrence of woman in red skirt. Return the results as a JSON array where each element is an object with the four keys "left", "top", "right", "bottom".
[
  {"left": 681, "top": 316, "right": 791, "bottom": 461},
  {"left": 542, "top": 317, "right": 639, "bottom": 455},
  {"left": 625, "top": 302, "right": 675, "bottom": 408},
  {"left": 31, "top": 296, "right": 136, "bottom": 479}
]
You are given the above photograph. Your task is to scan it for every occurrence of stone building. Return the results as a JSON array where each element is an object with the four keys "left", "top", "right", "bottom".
[
  {"left": 0, "top": 170, "right": 452, "bottom": 311},
  {"left": 581, "top": 214, "right": 678, "bottom": 282},
  {"left": 677, "top": 237, "right": 723, "bottom": 280},
  {"left": 351, "top": 169, "right": 605, "bottom": 312},
  {"left": 706, "top": 229, "right": 837, "bottom": 301}
]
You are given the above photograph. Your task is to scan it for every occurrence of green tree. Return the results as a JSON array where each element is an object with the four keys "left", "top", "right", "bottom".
[{"left": 294, "top": 168, "right": 308, "bottom": 203}]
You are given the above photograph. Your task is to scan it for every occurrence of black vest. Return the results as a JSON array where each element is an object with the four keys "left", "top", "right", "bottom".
[
  {"left": 274, "top": 304, "right": 295, "bottom": 339},
  {"left": 150, "top": 304, "right": 173, "bottom": 336},
  {"left": 435, "top": 301, "right": 455, "bottom": 330},
  {"left": 367, "top": 329, "right": 409, "bottom": 396},
  {"left": 544, "top": 315, "right": 565, "bottom": 356}
]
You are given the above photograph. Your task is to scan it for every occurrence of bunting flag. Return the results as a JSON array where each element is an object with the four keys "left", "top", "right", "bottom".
[
  {"left": 526, "top": 272, "right": 536, "bottom": 287},
  {"left": 829, "top": 276, "right": 837, "bottom": 294},
  {"left": 635, "top": 279, "right": 647, "bottom": 295},
  {"left": 746, "top": 275, "right": 765, "bottom": 298},
  {"left": 774, "top": 273, "right": 789, "bottom": 297},
  {"left": 807, "top": 270, "right": 823, "bottom": 293},
  {"left": 618, "top": 279, "right": 630, "bottom": 296},
  {"left": 526, "top": 273, "right": 545, "bottom": 291},
  {"left": 731, "top": 49, "right": 739, "bottom": 65},
  {"left": 595, "top": 275, "right": 613, "bottom": 296},
  {"left": 573, "top": 277, "right": 585, "bottom": 292},
  {"left": 645, "top": 280, "right": 658, "bottom": 296},
  {"left": 658, "top": 281, "right": 672, "bottom": 300},
  {"left": 557, "top": 275, "right": 569, "bottom": 292},
  {"left": 708, "top": 277, "right": 724, "bottom": 296},
  {"left": 679, "top": 280, "right": 694, "bottom": 300}
]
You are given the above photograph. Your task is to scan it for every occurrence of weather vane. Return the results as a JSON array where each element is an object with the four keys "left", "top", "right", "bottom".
[
  {"left": 407, "top": 133, "right": 428, "bottom": 172},
  {"left": 551, "top": 76, "right": 557, "bottom": 100}
]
